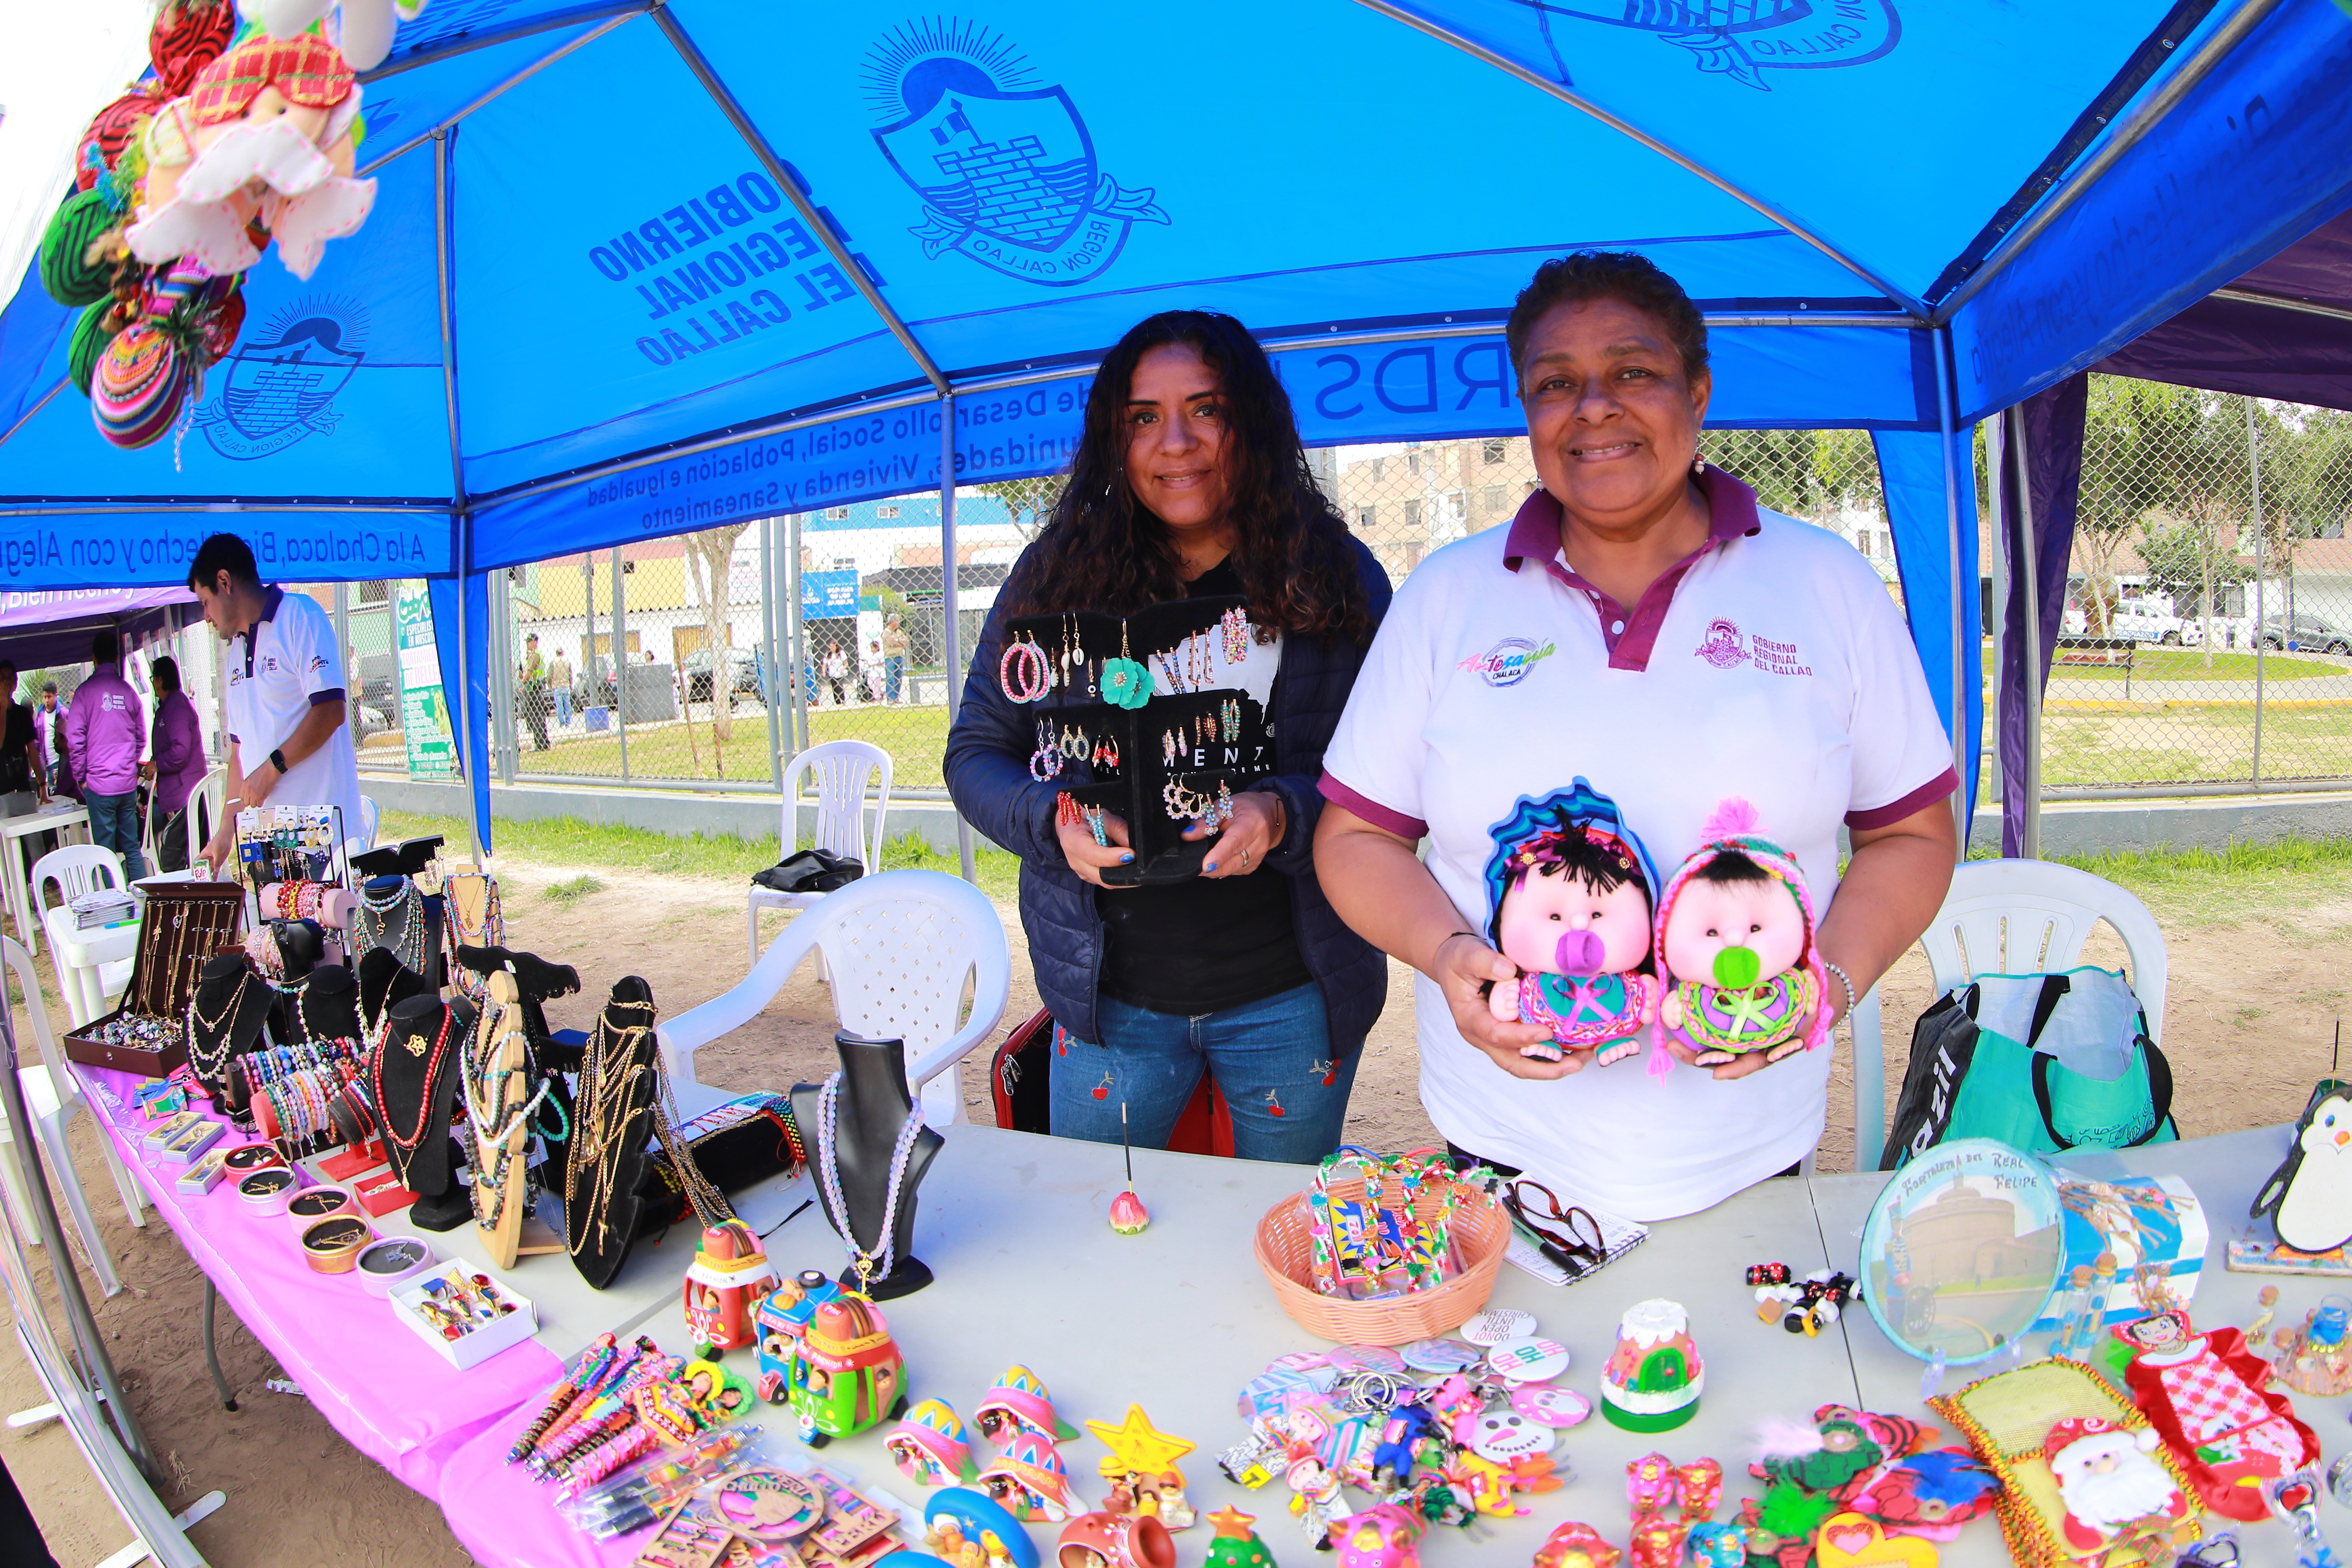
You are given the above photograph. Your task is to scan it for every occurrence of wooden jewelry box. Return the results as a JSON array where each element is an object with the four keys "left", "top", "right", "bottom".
[{"left": 62, "top": 882, "right": 247, "bottom": 1078}]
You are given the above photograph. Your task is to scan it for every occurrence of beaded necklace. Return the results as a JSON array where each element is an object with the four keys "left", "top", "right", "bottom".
[
  {"left": 356, "top": 878, "right": 427, "bottom": 974},
  {"left": 374, "top": 1011, "right": 454, "bottom": 1153},
  {"left": 185, "top": 972, "right": 252, "bottom": 1085},
  {"left": 813, "top": 1071, "right": 926, "bottom": 1289},
  {"left": 442, "top": 874, "right": 503, "bottom": 1003},
  {"left": 464, "top": 998, "right": 547, "bottom": 1230},
  {"left": 568, "top": 1018, "right": 651, "bottom": 1252}
]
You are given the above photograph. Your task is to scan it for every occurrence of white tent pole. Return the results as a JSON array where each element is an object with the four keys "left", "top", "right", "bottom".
[
  {"left": 941, "top": 395, "right": 976, "bottom": 885},
  {"left": 1934, "top": 326, "right": 1968, "bottom": 857}
]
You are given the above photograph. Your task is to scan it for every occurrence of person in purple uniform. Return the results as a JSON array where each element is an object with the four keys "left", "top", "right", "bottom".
[{"left": 144, "top": 657, "right": 207, "bottom": 874}]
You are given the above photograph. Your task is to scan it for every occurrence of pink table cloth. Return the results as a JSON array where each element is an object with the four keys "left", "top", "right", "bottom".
[
  {"left": 71, "top": 1063, "right": 564, "bottom": 1501},
  {"left": 437, "top": 1403, "right": 649, "bottom": 1568}
]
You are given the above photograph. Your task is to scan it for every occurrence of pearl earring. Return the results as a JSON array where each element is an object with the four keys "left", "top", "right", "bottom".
[{"left": 1692, "top": 452, "right": 1705, "bottom": 476}]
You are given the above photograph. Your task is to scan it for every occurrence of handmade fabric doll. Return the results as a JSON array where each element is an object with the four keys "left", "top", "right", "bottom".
[
  {"left": 259, "top": 0, "right": 432, "bottom": 72},
  {"left": 130, "top": 33, "right": 376, "bottom": 282},
  {"left": 2043, "top": 1419, "right": 2189, "bottom": 1557},
  {"left": 1482, "top": 781, "right": 1662, "bottom": 1064},
  {"left": 1652, "top": 798, "right": 1828, "bottom": 1076},
  {"left": 2126, "top": 1324, "right": 2317, "bottom": 1520}
]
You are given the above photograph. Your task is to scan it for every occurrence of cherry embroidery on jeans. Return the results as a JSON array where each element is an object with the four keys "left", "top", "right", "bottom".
[
  {"left": 1313, "top": 1059, "right": 1337, "bottom": 1087},
  {"left": 1266, "top": 1089, "right": 1286, "bottom": 1118},
  {"left": 1092, "top": 1072, "right": 1114, "bottom": 1102}
]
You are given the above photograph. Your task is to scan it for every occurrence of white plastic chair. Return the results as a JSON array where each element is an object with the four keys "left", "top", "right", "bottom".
[
  {"left": 32, "top": 845, "right": 132, "bottom": 1028},
  {"left": 185, "top": 764, "right": 226, "bottom": 870},
  {"left": 675, "top": 869, "right": 1009, "bottom": 1129},
  {"left": 356, "top": 794, "right": 380, "bottom": 853},
  {"left": 1847, "top": 858, "right": 2169, "bottom": 1169},
  {"left": 746, "top": 741, "right": 894, "bottom": 964},
  {"left": 0, "top": 936, "right": 146, "bottom": 1298}
]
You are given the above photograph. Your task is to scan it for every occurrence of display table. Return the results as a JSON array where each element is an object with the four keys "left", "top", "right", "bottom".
[
  {"left": 41, "top": 904, "right": 137, "bottom": 1028},
  {"left": 64, "top": 1056, "right": 2335, "bottom": 1568},
  {"left": 1, "top": 802, "right": 90, "bottom": 956}
]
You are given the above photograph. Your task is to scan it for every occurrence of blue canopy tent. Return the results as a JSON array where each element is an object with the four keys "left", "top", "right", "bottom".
[{"left": 1, "top": 0, "right": 2349, "bottom": 861}]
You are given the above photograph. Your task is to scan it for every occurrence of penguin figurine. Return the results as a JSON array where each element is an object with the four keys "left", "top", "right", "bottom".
[{"left": 2255, "top": 1089, "right": 2352, "bottom": 1254}]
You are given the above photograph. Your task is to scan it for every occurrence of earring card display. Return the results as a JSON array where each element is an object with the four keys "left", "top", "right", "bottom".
[
  {"left": 62, "top": 880, "right": 248, "bottom": 1077},
  {"left": 236, "top": 803, "right": 349, "bottom": 890},
  {"left": 1006, "top": 596, "right": 1277, "bottom": 887}
]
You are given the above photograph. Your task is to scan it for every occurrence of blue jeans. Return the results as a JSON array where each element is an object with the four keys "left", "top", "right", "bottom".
[
  {"left": 554, "top": 688, "right": 573, "bottom": 727},
  {"left": 885, "top": 657, "right": 904, "bottom": 702},
  {"left": 1050, "top": 982, "right": 1356, "bottom": 1164},
  {"left": 85, "top": 790, "right": 145, "bottom": 881}
]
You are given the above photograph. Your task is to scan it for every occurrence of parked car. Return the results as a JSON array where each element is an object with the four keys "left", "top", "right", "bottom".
[
  {"left": 2107, "top": 597, "right": 2184, "bottom": 644},
  {"left": 680, "top": 646, "right": 763, "bottom": 703},
  {"left": 2257, "top": 613, "right": 2352, "bottom": 654}
]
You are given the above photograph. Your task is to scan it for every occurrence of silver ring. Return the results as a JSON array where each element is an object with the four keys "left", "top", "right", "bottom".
[{"left": 1241, "top": 850, "right": 1250, "bottom": 867}]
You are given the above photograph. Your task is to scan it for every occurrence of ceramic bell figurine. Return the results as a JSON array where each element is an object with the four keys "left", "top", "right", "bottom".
[
  {"left": 976, "top": 1364, "right": 1080, "bottom": 1445},
  {"left": 890, "top": 1398, "right": 982, "bottom": 1487},
  {"left": 784, "top": 1294, "right": 906, "bottom": 1446},
  {"left": 1601, "top": 1300, "right": 1705, "bottom": 1432},
  {"left": 1058, "top": 1511, "right": 1178, "bottom": 1568},
  {"left": 683, "top": 1218, "right": 778, "bottom": 1357},
  {"left": 978, "top": 1431, "right": 1081, "bottom": 1523}
]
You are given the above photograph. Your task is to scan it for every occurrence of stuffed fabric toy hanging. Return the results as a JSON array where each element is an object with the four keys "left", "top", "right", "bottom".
[
  {"left": 259, "top": 0, "right": 431, "bottom": 72},
  {"left": 1651, "top": 798, "right": 1828, "bottom": 1077},
  {"left": 130, "top": 32, "right": 375, "bottom": 283},
  {"left": 1482, "top": 780, "right": 1662, "bottom": 1064}
]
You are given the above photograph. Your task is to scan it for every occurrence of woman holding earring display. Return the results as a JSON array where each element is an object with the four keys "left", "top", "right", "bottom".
[{"left": 946, "top": 310, "right": 1390, "bottom": 1164}]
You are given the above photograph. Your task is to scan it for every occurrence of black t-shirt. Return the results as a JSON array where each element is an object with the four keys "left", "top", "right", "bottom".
[
  {"left": 0, "top": 704, "right": 32, "bottom": 792},
  {"left": 1095, "top": 562, "right": 1311, "bottom": 1017}
]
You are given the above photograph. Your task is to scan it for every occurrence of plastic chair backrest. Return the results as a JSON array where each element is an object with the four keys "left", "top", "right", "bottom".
[
  {"left": 2, "top": 936, "right": 59, "bottom": 1059},
  {"left": 811, "top": 871, "right": 1001, "bottom": 1064},
  {"left": 781, "top": 740, "right": 893, "bottom": 871},
  {"left": 31, "top": 844, "right": 127, "bottom": 918},
  {"left": 1917, "top": 859, "right": 2170, "bottom": 1046},
  {"left": 187, "top": 765, "right": 226, "bottom": 868}
]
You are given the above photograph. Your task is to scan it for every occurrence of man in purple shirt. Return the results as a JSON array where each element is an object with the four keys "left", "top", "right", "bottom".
[
  {"left": 144, "top": 657, "right": 207, "bottom": 874},
  {"left": 64, "top": 632, "right": 147, "bottom": 880}
]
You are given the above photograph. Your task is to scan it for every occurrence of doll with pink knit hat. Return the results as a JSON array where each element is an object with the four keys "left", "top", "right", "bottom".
[{"left": 1651, "top": 798, "right": 1829, "bottom": 1075}]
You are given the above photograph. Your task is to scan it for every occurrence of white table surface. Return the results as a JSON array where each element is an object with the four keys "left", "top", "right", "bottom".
[
  {"left": 0, "top": 803, "right": 90, "bottom": 956},
  {"left": 41, "top": 905, "right": 140, "bottom": 966}
]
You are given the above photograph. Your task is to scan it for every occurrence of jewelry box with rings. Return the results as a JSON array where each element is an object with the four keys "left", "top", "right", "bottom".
[
  {"left": 391, "top": 1261, "right": 537, "bottom": 1370},
  {"left": 355, "top": 1236, "right": 436, "bottom": 1297},
  {"left": 1004, "top": 596, "right": 1279, "bottom": 887},
  {"left": 62, "top": 879, "right": 247, "bottom": 1077}
]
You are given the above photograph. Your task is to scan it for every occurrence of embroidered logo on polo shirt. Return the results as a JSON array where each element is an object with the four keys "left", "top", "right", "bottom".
[
  {"left": 1695, "top": 619, "right": 1747, "bottom": 669},
  {"left": 1459, "top": 637, "right": 1556, "bottom": 688}
]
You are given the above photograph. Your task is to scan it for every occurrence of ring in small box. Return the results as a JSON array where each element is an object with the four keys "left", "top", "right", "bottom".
[
  {"left": 175, "top": 1149, "right": 229, "bottom": 1196},
  {"left": 157, "top": 1116, "right": 224, "bottom": 1165}
]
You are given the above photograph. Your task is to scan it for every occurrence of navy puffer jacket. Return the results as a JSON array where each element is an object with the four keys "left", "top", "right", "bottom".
[{"left": 945, "top": 538, "right": 1392, "bottom": 1054}]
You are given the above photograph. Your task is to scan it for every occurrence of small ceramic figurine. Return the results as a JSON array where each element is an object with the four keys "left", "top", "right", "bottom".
[
  {"left": 890, "top": 1398, "right": 981, "bottom": 1487},
  {"left": 925, "top": 1487, "right": 1041, "bottom": 1568},
  {"left": 757, "top": 1269, "right": 844, "bottom": 1402},
  {"left": 1058, "top": 1511, "right": 1179, "bottom": 1568},
  {"left": 1534, "top": 1522, "right": 1623, "bottom": 1568},
  {"left": 1202, "top": 1506, "right": 1278, "bottom": 1568},
  {"left": 1688, "top": 1523, "right": 1748, "bottom": 1568},
  {"left": 784, "top": 1294, "right": 906, "bottom": 1445},
  {"left": 1601, "top": 1301, "right": 1705, "bottom": 1432},
  {"left": 976, "top": 1365, "right": 1079, "bottom": 1445},
  {"left": 2269, "top": 1299, "right": 2352, "bottom": 1398},
  {"left": 1653, "top": 799, "right": 1829, "bottom": 1072},
  {"left": 978, "top": 1431, "right": 1081, "bottom": 1523},
  {"left": 1330, "top": 1504, "right": 1425, "bottom": 1568},
  {"left": 1481, "top": 783, "right": 1662, "bottom": 1065},
  {"left": 1286, "top": 1454, "right": 1346, "bottom": 1550},
  {"left": 683, "top": 1218, "right": 778, "bottom": 1357},
  {"left": 1088, "top": 1404, "right": 1198, "bottom": 1530}
]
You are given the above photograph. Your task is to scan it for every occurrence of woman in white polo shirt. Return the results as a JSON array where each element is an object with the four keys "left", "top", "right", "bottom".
[{"left": 1315, "top": 252, "right": 1959, "bottom": 1221}]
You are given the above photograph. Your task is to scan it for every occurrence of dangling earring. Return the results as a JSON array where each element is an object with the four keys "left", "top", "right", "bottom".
[{"left": 1692, "top": 450, "right": 1705, "bottom": 476}]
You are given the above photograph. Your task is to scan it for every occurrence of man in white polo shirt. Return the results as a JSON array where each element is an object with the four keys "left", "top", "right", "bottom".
[
  {"left": 187, "top": 534, "right": 364, "bottom": 873},
  {"left": 1315, "top": 251, "right": 1958, "bottom": 1221}
]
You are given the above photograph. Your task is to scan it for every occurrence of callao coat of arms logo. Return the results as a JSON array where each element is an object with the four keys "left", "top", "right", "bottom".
[
  {"left": 1522, "top": 0, "right": 1899, "bottom": 91},
  {"left": 193, "top": 298, "right": 366, "bottom": 461},
  {"left": 865, "top": 19, "right": 1168, "bottom": 286}
]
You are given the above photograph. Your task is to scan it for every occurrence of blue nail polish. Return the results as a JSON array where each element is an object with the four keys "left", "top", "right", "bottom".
[
  {"left": 1119, "top": 852, "right": 1133, "bottom": 863},
  {"left": 1203, "top": 862, "right": 1217, "bottom": 873}
]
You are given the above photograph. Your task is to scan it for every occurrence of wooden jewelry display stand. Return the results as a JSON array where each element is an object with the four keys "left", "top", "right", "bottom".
[
  {"left": 1006, "top": 595, "right": 1277, "bottom": 887},
  {"left": 469, "top": 972, "right": 532, "bottom": 1269}
]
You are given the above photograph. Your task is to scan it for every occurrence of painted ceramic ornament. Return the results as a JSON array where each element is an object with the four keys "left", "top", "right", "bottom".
[
  {"left": 1330, "top": 1503, "right": 1424, "bottom": 1568},
  {"left": 1468, "top": 1408, "right": 1555, "bottom": 1463},
  {"left": 1602, "top": 1300, "right": 1704, "bottom": 1432},
  {"left": 978, "top": 1430, "right": 1081, "bottom": 1523},
  {"left": 1688, "top": 1523, "right": 1748, "bottom": 1568},
  {"left": 923, "top": 1487, "right": 1040, "bottom": 1568},
  {"left": 683, "top": 1218, "right": 778, "bottom": 1356},
  {"left": 1534, "top": 1522, "right": 1622, "bottom": 1568},
  {"left": 1627, "top": 1511, "right": 1690, "bottom": 1568},
  {"left": 1813, "top": 1513, "right": 1940, "bottom": 1568},
  {"left": 1058, "top": 1510, "right": 1178, "bottom": 1568},
  {"left": 1086, "top": 1404, "right": 1198, "bottom": 1529},
  {"left": 784, "top": 1294, "right": 906, "bottom": 1445},
  {"left": 1110, "top": 1100, "right": 1150, "bottom": 1234},
  {"left": 975, "top": 1365, "right": 1080, "bottom": 1445},
  {"left": 889, "top": 1398, "right": 981, "bottom": 1487},
  {"left": 1202, "top": 1506, "right": 1277, "bottom": 1568}
]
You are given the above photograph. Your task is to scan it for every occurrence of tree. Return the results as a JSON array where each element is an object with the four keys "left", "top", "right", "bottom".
[
  {"left": 681, "top": 522, "right": 751, "bottom": 751},
  {"left": 979, "top": 477, "right": 1064, "bottom": 541},
  {"left": 2077, "top": 378, "right": 2251, "bottom": 659}
]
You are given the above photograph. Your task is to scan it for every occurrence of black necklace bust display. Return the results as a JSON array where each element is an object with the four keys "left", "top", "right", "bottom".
[
  {"left": 792, "top": 1032, "right": 943, "bottom": 1301},
  {"left": 377, "top": 994, "right": 472, "bottom": 1230},
  {"left": 564, "top": 977, "right": 661, "bottom": 1289},
  {"left": 187, "top": 954, "right": 271, "bottom": 1105},
  {"left": 357, "top": 947, "right": 434, "bottom": 1045},
  {"left": 295, "top": 964, "right": 363, "bottom": 1044}
]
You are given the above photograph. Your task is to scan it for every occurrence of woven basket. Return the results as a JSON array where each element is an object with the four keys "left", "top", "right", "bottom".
[{"left": 1253, "top": 1173, "right": 1510, "bottom": 1344}]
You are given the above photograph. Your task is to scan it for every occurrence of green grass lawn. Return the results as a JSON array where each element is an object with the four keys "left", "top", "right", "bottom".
[
  {"left": 511, "top": 702, "right": 954, "bottom": 789},
  {"left": 1980, "top": 646, "right": 2340, "bottom": 683},
  {"left": 2038, "top": 704, "right": 2352, "bottom": 788}
]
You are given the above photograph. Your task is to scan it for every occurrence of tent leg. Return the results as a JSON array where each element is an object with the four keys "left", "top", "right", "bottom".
[
  {"left": 1933, "top": 325, "right": 1969, "bottom": 859},
  {"left": 939, "top": 394, "right": 977, "bottom": 886}
]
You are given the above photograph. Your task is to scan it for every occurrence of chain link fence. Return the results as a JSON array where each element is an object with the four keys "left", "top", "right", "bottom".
[
  {"left": 2031, "top": 380, "right": 2352, "bottom": 795},
  {"left": 321, "top": 376, "right": 2352, "bottom": 810}
]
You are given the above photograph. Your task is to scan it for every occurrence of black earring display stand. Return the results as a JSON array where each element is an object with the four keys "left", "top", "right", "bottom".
[
  {"left": 187, "top": 955, "right": 273, "bottom": 1106},
  {"left": 565, "top": 978, "right": 661, "bottom": 1289},
  {"left": 454, "top": 945, "right": 584, "bottom": 1075},
  {"left": 791, "top": 1032, "right": 943, "bottom": 1301},
  {"left": 1007, "top": 595, "right": 1277, "bottom": 886},
  {"left": 379, "top": 995, "right": 472, "bottom": 1231}
]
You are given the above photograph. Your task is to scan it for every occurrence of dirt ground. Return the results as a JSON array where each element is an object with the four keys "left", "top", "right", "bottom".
[{"left": 1, "top": 848, "right": 2344, "bottom": 1566}]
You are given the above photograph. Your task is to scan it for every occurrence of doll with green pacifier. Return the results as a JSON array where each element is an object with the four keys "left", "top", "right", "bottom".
[
  {"left": 1483, "top": 781, "right": 1663, "bottom": 1065},
  {"left": 1652, "top": 797, "right": 1828, "bottom": 1075}
]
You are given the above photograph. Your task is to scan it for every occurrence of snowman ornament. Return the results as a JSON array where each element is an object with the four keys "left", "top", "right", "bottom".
[{"left": 2270, "top": 1094, "right": 2352, "bottom": 1254}]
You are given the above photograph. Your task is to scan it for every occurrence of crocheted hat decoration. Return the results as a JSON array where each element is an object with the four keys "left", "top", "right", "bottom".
[
  {"left": 1482, "top": 777, "right": 1662, "bottom": 933},
  {"left": 39, "top": 190, "right": 120, "bottom": 308}
]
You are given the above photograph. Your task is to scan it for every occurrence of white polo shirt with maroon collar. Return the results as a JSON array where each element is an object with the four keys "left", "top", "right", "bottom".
[{"left": 1321, "top": 466, "right": 1956, "bottom": 1220}]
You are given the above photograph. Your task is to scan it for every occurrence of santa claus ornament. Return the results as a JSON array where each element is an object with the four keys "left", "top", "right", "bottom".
[{"left": 1932, "top": 1361, "right": 2201, "bottom": 1568}]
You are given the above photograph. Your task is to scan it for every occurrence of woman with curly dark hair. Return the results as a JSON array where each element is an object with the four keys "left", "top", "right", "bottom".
[{"left": 946, "top": 310, "right": 1391, "bottom": 1163}]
